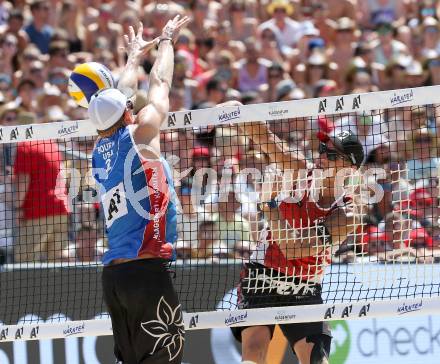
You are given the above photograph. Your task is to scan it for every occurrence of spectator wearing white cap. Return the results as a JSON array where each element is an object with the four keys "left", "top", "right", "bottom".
[
  {"left": 420, "top": 17, "right": 440, "bottom": 57},
  {"left": 259, "top": 0, "right": 303, "bottom": 48},
  {"left": 329, "top": 17, "right": 358, "bottom": 78},
  {"left": 406, "top": 127, "right": 440, "bottom": 182}
]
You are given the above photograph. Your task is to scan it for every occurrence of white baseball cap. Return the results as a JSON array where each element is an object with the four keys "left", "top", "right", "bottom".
[{"left": 88, "top": 88, "right": 127, "bottom": 131}]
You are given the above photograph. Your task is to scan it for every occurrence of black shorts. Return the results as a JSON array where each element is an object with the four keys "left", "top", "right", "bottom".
[
  {"left": 102, "top": 259, "right": 185, "bottom": 364},
  {"left": 231, "top": 263, "right": 331, "bottom": 346}
]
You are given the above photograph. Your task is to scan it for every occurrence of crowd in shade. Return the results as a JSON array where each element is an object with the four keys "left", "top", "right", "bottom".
[{"left": 0, "top": 0, "right": 440, "bottom": 264}]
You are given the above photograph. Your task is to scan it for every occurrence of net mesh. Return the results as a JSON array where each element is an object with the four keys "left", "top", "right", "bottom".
[{"left": 1, "top": 87, "right": 440, "bottom": 335}]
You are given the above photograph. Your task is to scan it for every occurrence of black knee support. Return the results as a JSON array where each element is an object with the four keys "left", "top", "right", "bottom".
[{"left": 306, "top": 334, "right": 331, "bottom": 364}]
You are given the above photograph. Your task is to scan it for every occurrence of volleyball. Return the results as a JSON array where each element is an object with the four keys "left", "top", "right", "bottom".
[{"left": 68, "top": 62, "right": 115, "bottom": 108}]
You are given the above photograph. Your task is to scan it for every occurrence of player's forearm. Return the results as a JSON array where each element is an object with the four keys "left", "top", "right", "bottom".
[
  {"left": 265, "top": 207, "right": 322, "bottom": 259},
  {"left": 143, "top": 39, "right": 174, "bottom": 119},
  {"left": 240, "top": 122, "right": 306, "bottom": 171},
  {"left": 117, "top": 55, "right": 140, "bottom": 97},
  {"left": 279, "top": 236, "right": 322, "bottom": 259},
  {"left": 14, "top": 174, "right": 29, "bottom": 209},
  {"left": 149, "top": 39, "right": 174, "bottom": 94}
]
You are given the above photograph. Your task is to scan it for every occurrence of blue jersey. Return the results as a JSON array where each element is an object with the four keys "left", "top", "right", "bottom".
[{"left": 92, "top": 125, "right": 178, "bottom": 265}]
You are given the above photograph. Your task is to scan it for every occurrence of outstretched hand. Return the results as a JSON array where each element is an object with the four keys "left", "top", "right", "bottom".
[
  {"left": 160, "top": 15, "right": 191, "bottom": 43},
  {"left": 121, "top": 22, "right": 159, "bottom": 60}
]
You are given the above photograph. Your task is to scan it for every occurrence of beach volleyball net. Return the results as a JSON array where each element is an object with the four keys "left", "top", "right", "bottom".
[{"left": 1, "top": 86, "right": 440, "bottom": 341}]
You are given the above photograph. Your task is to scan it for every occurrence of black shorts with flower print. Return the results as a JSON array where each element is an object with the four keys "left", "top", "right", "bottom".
[
  {"left": 102, "top": 259, "right": 185, "bottom": 364},
  {"left": 231, "top": 262, "right": 331, "bottom": 347}
]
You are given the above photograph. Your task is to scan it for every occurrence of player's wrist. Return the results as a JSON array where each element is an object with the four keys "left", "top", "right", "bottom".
[
  {"left": 258, "top": 196, "right": 280, "bottom": 212},
  {"left": 266, "top": 197, "right": 279, "bottom": 209},
  {"left": 158, "top": 37, "right": 173, "bottom": 47}
]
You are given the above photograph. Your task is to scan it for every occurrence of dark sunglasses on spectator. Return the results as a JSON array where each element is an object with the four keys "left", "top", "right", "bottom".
[
  {"left": 377, "top": 26, "right": 393, "bottom": 35},
  {"left": 197, "top": 3, "right": 209, "bottom": 10},
  {"left": 30, "top": 68, "right": 43, "bottom": 74},
  {"left": 269, "top": 72, "right": 282, "bottom": 78},
  {"left": 274, "top": 8, "right": 286, "bottom": 13},
  {"left": 49, "top": 76, "right": 67, "bottom": 85},
  {"left": 337, "top": 28, "right": 354, "bottom": 33},
  {"left": 23, "top": 54, "right": 38, "bottom": 61},
  {"left": 2, "top": 114, "right": 17, "bottom": 122},
  {"left": 231, "top": 6, "right": 244, "bottom": 12},
  {"left": 3, "top": 41, "right": 16, "bottom": 47},
  {"left": 262, "top": 33, "right": 276, "bottom": 40},
  {"left": 429, "top": 59, "right": 440, "bottom": 67},
  {"left": 55, "top": 52, "right": 68, "bottom": 58},
  {"left": 38, "top": 5, "right": 50, "bottom": 11},
  {"left": 425, "top": 27, "right": 439, "bottom": 33},
  {"left": 415, "top": 136, "right": 432, "bottom": 143},
  {"left": 319, "top": 143, "right": 349, "bottom": 162}
]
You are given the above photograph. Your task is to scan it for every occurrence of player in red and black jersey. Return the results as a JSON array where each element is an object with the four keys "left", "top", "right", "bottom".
[{"left": 233, "top": 120, "right": 364, "bottom": 364}]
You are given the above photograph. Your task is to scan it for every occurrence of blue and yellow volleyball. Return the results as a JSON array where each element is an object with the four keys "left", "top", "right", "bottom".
[{"left": 68, "top": 62, "right": 115, "bottom": 108}]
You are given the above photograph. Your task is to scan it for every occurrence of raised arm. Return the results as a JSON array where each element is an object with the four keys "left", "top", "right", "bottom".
[
  {"left": 133, "top": 15, "right": 190, "bottom": 154},
  {"left": 117, "top": 23, "right": 159, "bottom": 98},
  {"left": 240, "top": 121, "right": 307, "bottom": 172}
]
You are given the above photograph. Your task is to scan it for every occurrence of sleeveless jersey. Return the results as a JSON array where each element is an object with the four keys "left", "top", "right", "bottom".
[
  {"left": 253, "top": 173, "right": 348, "bottom": 283},
  {"left": 92, "top": 125, "right": 178, "bottom": 265}
]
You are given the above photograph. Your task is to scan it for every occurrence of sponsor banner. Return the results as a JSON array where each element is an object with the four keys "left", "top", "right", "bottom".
[
  {"left": 2, "top": 86, "right": 440, "bottom": 143},
  {"left": 0, "top": 320, "right": 112, "bottom": 342},
  {"left": 1, "top": 264, "right": 440, "bottom": 363},
  {"left": 330, "top": 316, "right": 440, "bottom": 364},
  {"left": 1, "top": 316, "right": 439, "bottom": 364},
  {"left": 0, "top": 119, "right": 96, "bottom": 144},
  {"left": 2, "top": 296, "right": 439, "bottom": 341},
  {"left": 185, "top": 296, "right": 440, "bottom": 331}
]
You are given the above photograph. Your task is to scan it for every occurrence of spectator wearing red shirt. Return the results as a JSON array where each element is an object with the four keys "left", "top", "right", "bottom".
[{"left": 14, "top": 140, "right": 69, "bottom": 262}]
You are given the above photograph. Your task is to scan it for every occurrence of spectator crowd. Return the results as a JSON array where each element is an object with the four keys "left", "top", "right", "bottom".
[{"left": 0, "top": 0, "right": 440, "bottom": 265}]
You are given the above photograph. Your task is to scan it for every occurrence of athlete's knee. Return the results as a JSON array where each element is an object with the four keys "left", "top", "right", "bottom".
[
  {"left": 242, "top": 336, "right": 267, "bottom": 356},
  {"left": 241, "top": 326, "right": 271, "bottom": 361},
  {"left": 308, "top": 335, "right": 331, "bottom": 364},
  {"left": 242, "top": 330, "right": 270, "bottom": 351}
]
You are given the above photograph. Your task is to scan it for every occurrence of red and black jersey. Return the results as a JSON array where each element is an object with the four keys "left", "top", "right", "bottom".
[{"left": 252, "top": 173, "right": 351, "bottom": 283}]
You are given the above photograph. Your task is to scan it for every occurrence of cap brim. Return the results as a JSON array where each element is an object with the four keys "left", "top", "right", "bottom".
[{"left": 328, "top": 135, "right": 359, "bottom": 166}]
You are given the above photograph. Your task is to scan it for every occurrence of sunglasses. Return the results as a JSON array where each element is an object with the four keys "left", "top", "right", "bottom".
[
  {"left": 269, "top": 72, "right": 282, "bottom": 78},
  {"left": 23, "top": 55, "right": 38, "bottom": 61},
  {"left": 377, "top": 28, "right": 392, "bottom": 36},
  {"left": 415, "top": 136, "right": 432, "bottom": 143},
  {"left": 319, "top": 143, "right": 349, "bottom": 162},
  {"left": 262, "top": 33, "right": 276, "bottom": 40},
  {"left": 425, "top": 27, "right": 439, "bottom": 33},
  {"left": 2, "top": 114, "right": 17, "bottom": 122},
  {"left": 49, "top": 76, "right": 67, "bottom": 85},
  {"left": 54, "top": 51, "right": 68, "bottom": 57},
  {"left": 429, "top": 59, "right": 440, "bottom": 67}
]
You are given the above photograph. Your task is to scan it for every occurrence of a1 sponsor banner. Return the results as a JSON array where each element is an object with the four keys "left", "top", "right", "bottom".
[
  {"left": 1, "top": 264, "right": 440, "bottom": 363},
  {"left": 2, "top": 85, "right": 440, "bottom": 143}
]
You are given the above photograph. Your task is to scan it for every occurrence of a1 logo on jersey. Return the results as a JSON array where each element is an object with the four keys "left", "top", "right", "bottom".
[{"left": 102, "top": 182, "right": 128, "bottom": 228}]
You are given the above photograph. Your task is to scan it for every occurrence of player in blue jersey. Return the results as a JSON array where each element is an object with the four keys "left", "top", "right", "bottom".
[{"left": 90, "top": 16, "right": 189, "bottom": 364}]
